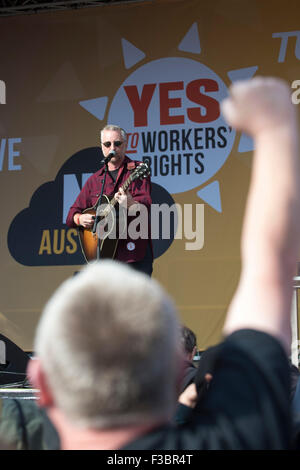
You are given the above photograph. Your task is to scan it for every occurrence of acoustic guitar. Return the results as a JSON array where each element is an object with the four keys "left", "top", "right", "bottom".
[{"left": 77, "top": 162, "right": 150, "bottom": 262}]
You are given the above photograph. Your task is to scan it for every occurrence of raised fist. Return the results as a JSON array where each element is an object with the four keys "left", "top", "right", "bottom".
[{"left": 221, "top": 77, "right": 295, "bottom": 136}]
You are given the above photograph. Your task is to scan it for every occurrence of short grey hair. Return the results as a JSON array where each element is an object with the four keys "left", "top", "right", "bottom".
[
  {"left": 34, "top": 260, "right": 180, "bottom": 429},
  {"left": 100, "top": 124, "right": 127, "bottom": 143}
]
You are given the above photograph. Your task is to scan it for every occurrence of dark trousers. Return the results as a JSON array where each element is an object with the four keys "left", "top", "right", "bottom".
[
  {"left": 129, "top": 243, "right": 153, "bottom": 277},
  {"left": 74, "top": 244, "right": 154, "bottom": 277}
]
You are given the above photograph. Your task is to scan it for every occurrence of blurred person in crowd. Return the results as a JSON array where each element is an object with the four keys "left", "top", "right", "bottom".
[{"left": 178, "top": 325, "right": 198, "bottom": 394}]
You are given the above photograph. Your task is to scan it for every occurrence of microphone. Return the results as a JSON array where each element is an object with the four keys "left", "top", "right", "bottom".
[{"left": 104, "top": 150, "right": 116, "bottom": 164}]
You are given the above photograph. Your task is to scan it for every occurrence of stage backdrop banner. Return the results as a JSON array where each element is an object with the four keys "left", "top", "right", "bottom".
[{"left": 0, "top": 0, "right": 300, "bottom": 351}]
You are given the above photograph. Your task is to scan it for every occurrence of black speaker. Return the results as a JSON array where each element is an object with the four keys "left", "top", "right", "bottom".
[{"left": 0, "top": 334, "right": 29, "bottom": 386}]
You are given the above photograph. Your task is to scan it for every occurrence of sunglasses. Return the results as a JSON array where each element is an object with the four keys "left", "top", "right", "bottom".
[{"left": 102, "top": 140, "right": 124, "bottom": 148}]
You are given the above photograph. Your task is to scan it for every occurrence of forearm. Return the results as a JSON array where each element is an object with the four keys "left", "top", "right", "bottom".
[
  {"left": 242, "top": 124, "right": 300, "bottom": 269},
  {"left": 222, "top": 79, "right": 300, "bottom": 351},
  {"left": 66, "top": 208, "right": 81, "bottom": 228},
  {"left": 66, "top": 190, "right": 91, "bottom": 228},
  {"left": 73, "top": 213, "right": 81, "bottom": 226}
]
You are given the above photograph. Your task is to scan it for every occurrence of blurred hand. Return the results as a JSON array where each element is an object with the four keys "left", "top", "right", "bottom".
[
  {"left": 78, "top": 214, "right": 94, "bottom": 228},
  {"left": 221, "top": 77, "right": 295, "bottom": 137},
  {"left": 178, "top": 383, "right": 198, "bottom": 409}
]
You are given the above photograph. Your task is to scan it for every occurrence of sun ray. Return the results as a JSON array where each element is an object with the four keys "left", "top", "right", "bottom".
[
  {"left": 79, "top": 96, "right": 108, "bottom": 121},
  {"left": 121, "top": 38, "right": 146, "bottom": 69},
  {"left": 227, "top": 66, "right": 258, "bottom": 83},
  {"left": 238, "top": 133, "right": 255, "bottom": 153},
  {"left": 197, "top": 181, "right": 222, "bottom": 213},
  {"left": 178, "top": 22, "right": 201, "bottom": 54}
]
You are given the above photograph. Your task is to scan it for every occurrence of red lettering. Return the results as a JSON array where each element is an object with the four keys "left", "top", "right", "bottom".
[
  {"left": 126, "top": 132, "right": 139, "bottom": 154},
  {"left": 125, "top": 79, "right": 220, "bottom": 127},
  {"left": 124, "top": 84, "right": 156, "bottom": 127},
  {"left": 186, "top": 79, "right": 220, "bottom": 123},
  {"left": 159, "top": 81, "right": 184, "bottom": 125},
  {"left": 131, "top": 132, "right": 139, "bottom": 148}
]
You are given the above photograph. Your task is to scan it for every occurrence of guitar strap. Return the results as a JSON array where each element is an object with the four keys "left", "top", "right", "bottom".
[
  {"left": 112, "top": 160, "right": 137, "bottom": 190},
  {"left": 127, "top": 161, "right": 136, "bottom": 171}
]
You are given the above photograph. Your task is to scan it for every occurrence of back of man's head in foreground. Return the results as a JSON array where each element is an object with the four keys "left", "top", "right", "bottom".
[{"left": 29, "top": 261, "right": 180, "bottom": 429}]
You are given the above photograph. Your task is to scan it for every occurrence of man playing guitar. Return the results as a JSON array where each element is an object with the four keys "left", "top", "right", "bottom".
[{"left": 66, "top": 124, "right": 153, "bottom": 276}]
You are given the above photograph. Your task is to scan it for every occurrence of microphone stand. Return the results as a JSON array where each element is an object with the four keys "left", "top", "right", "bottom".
[{"left": 92, "top": 156, "right": 111, "bottom": 261}]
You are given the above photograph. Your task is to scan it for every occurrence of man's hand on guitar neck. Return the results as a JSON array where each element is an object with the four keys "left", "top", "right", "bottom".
[{"left": 115, "top": 187, "right": 137, "bottom": 209}]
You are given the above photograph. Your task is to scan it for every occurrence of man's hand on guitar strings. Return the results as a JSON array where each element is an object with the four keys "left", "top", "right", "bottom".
[{"left": 78, "top": 214, "right": 95, "bottom": 228}]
